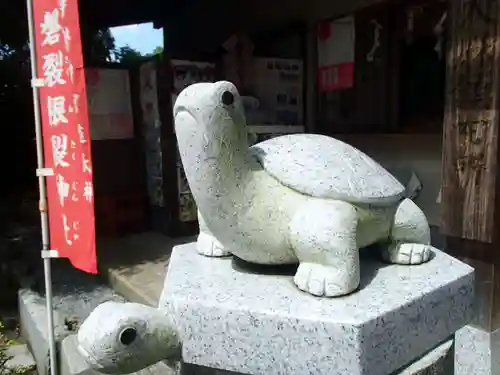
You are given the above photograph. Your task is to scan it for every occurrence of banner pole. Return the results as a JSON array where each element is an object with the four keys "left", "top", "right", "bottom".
[{"left": 25, "top": 0, "right": 58, "bottom": 373}]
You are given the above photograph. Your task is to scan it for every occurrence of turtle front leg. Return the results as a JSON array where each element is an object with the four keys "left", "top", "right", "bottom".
[
  {"left": 381, "top": 198, "right": 432, "bottom": 265},
  {"left": 289, "top": 200, "right": 360, "bottom": 297},
  {"left": 197, "top": 210, "right": 231, "bottom": 257}
]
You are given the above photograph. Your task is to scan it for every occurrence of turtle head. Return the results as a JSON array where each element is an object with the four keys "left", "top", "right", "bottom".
[
  {"left": 173, "top": 80, "right": 247, "bottom": 141},
  {"left": 77, "top": 301, "right": 180, "bottom": 374}
]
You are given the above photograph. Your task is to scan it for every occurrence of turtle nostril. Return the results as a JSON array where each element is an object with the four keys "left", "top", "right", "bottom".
[
  {"left": 119, "top": 328, "right": 137, "bottom": 345},
  {"left": 221, "top": 90, "right": 234, "bottom": 106}
]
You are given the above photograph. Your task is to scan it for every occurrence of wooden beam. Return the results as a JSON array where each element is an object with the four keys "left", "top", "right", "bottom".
[{"left": 441, "top": 0, "right": 500, "bottom": 243}]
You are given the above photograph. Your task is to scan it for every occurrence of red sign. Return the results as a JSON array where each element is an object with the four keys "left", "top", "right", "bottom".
[
  {"left": 317, "top": 17, "right": 355, "bottom": 92},
  {"left": 318, "top": 62, "right": 355, "bottom": 92},
  {"left": 33, "top": 0, "right": 97, "bottom": 273}
]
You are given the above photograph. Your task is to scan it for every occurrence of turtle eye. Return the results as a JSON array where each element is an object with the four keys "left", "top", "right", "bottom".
[
  {"left": 119, "top": 327, "right": 137, "bottom": 346},
  {"left": 221, "top": 90, "right": 234, "bottom": 106}
]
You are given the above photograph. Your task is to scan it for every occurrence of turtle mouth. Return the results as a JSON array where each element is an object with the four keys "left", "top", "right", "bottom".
[
  {"left": 173, "top": 105, "right": 185, "bottom": 119},
  {"left": 174, "top": 106, "right": 200, "bottom": 132},
  {"left": 173, "top": 105, "right": 194, "bottom": 122}
]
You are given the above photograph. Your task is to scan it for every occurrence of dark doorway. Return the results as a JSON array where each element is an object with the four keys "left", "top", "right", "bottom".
[{"left": 398, "top": 2, "right": 447, "bottom": 133}]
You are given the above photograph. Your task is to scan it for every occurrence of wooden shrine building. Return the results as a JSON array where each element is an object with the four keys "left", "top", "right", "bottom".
[{"left": 59, "top": 0, "right": 500, "bottom": 371}]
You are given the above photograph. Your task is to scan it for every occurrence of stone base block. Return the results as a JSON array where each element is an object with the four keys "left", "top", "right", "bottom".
[
  {"left": 160, "top": 243, "right": 474, "bottom": 375},
  {"left": 181, "top": 339, "right": 454, "bottom": 375}
]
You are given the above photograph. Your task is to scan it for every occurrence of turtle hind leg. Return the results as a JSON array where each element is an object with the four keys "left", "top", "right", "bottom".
[
  {"left": 289, "top": 200, "right": 360, "bottom": 297},
  {"left": 382, "top": 198, "right": 432, "bottom": 265},
  {"left": 197, "top": 210, "right": 231, "bottom": 257}
]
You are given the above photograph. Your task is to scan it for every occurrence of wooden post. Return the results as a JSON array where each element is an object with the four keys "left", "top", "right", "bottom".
[
  {"left": 441, "top": 0, "right": 500, "bottom": 243},
  {"left": 441, "top": 1, "right": 500, "bottom": 368}
]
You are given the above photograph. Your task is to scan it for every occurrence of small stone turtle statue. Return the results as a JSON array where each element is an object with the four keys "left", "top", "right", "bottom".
[{"left": 178, "top": 80, "right": 432, "bottom": 298}]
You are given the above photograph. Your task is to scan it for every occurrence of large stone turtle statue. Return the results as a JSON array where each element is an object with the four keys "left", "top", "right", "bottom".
[
  {"left": 181, "top": 80, "right": 431, "bottom": 298},
  {"left": 75, "top": 80, "right": 435, "bottom": 374}
]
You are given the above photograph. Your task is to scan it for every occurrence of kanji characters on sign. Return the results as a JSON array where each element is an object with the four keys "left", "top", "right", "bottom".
[
  {"left": 40, "top": 9, "right": 62, "bottom": 46},
  {"left": 62, "top": 214, "right": 80, "bottom": 245},
  {"left": 33, "top": 0, "right": 96, "bottom": 273},
  {"left": 71, "top": 182, "right": 79, "bottom": 201},
  {"left": 65, "top": 56, "right": 74, "bottom": 84},
  {"left": 56, "top": 174, "right": 69, "bottom": 206},
  {"left": 82, "top": 153, "right": 92, "bottom": 173},
  {"left": 83, "top": 181, "right": 93, "bottom": 202},
  {"left": 51, "top": 134, "right": 70, "bottom": 167},
  {"left": 47, "top": 95, "right": 68, "bottom": 126},
  {"left": 77, "top": 124, "right": 86, "bottom": 143},
  {"left": 62, "top": 27, "right": 71, "bottom": 52},
  {"left": 58, "top": 0, "right": 67, "bottom": 17},
  {"left": 43, "top": 51, "right": 66, "bottom": 87},
  {"left": 71, "top": 94, "right": 80, "bottom": 114}
]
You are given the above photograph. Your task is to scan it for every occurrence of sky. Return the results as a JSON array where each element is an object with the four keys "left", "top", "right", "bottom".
[{"left": 110, "top": 23, "right": 163, "bottom": 55}]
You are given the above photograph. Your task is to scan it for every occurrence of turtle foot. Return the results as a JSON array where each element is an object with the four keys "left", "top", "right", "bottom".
[
  {"left": 382, "top": 243, "right": 432, "bottom": 265},
  {"left": 293, "top": 262, "right": 359, "bottom": 297},
  {"left": 197, "top": 232, "right": 231, "bottom": 257}
]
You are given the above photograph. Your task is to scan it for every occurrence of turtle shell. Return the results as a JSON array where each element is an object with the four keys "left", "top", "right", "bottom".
[{"left": 249, "top": 133, "right": 405, "bottom": 205}]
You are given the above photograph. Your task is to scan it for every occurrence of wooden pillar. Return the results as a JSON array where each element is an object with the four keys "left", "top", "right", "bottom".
[
  {"left": 441, "top": 0, "right": 500, "bottom": 243},
  {"left": 441, "top": 0, "right": 500, "bottom": 370}
]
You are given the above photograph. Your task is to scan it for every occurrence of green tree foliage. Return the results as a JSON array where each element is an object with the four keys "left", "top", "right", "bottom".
[
  {"left": 88, "top": 27, "right": 117, "bottom": 63},
  {"left": 152, "top": 46, "right": 163, "bottom": 56},
  {"left": 112, "top": 45, "right": 164, "bottom": 64},
  {"left": 113, "top": 45, "right": 144, "bottom": 64}
]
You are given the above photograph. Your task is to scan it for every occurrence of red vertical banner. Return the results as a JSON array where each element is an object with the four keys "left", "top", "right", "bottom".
[
  {"left": 33, "top": 0, "right": 97, "bottom": 273},
  {"left": 317, "top": 16, "right": 356, "bottom": 92}
]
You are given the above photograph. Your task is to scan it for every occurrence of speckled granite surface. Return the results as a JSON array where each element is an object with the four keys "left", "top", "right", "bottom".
[
  {"left": 180, "top": 338, "right": 455, "bottom": 374},
  {"left": 455, "top": 325, "right": 492, "bottom": 375},
  {"left": 160, "top": 242, "right": 474, "bottom": 375}
]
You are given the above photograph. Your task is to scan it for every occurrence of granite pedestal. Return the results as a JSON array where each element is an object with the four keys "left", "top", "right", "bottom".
[{"left": 159, "top": 242, "right": 474, "bottom": 375}]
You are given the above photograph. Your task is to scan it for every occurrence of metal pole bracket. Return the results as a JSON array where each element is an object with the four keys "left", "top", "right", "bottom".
[
  {"left": 36, "top": 168, "right": 54, "bottom": 177},
  {"left": 31, "top": 78, "right": 45, "bottom": 88},
  {"left": 41, "top": 250, "right": 60, "bottom": 259}
]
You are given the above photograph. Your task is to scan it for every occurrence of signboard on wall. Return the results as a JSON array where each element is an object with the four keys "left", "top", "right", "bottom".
[
  {"left": 86, "top": 68, "right": 134, "bottom": 140},
  {"left": 317, "top": 16, "right": 355, "bottom": 92},
  {"left": 250, "top": 58, "right": 303, "bottom": 125},
  {"left": 171, "top": 60, "right": 215, "bottom": 110},
  {"left": 33, "top": 0, "right": 96, "bottom": 273}
]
